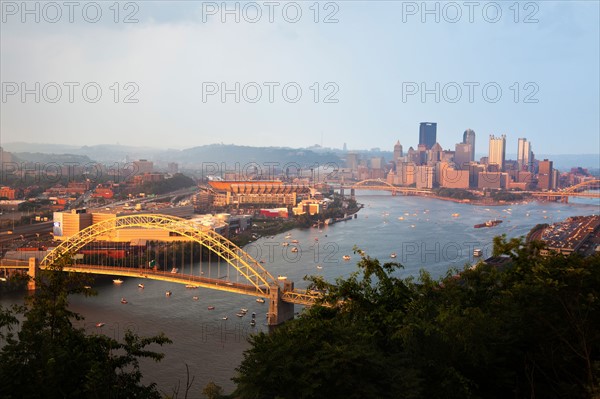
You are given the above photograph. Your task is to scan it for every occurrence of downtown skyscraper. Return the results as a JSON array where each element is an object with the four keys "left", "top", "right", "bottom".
[
  {"left": 419, "top": 122, "right": 437, "bottom": 150},
  {"left": 517, "top": 138, "right": 532, "bottom": 171},
  {"left": 488, "top": 134, "right": 506, "bottom": 171},
  {"left": 462, "top": 129, "right": 476, "bottom": 161}
]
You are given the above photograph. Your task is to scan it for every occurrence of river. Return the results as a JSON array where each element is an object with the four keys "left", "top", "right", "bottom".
[{"left": 1, "top": 193, "right": 598, "bottom": 396}]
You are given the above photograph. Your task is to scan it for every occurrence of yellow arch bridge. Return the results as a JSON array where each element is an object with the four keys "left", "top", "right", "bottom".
[
  {"left": 530, "top": 179, "right": 600, "bottom": 203},
  {"left": 20, "top": 214, "right": 321, "bottom": 325}
]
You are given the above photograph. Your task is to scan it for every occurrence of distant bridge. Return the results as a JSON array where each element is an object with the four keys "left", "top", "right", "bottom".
[
  {"left": 331, "top": 179, "right": 432, "bottom": 197},
  {"left": 2, "top": 214, "right": 323, "bottom": 324},
  {"left": 530, "top": 180, "right": 600, "bottom": 203}
]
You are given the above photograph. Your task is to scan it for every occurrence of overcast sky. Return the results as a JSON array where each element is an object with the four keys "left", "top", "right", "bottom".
[{"left": 1, "top": 1, "right": 598, "bottom": 155}]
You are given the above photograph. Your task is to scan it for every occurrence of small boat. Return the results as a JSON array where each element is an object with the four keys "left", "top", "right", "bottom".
[
  {"left": 185, "top": 284, "right": 198, "bottom": 289},
  {"left": 192, "top": 296, "right": 199, "bottom": 300},
  {"left": 170, "top": 268, "right": 178, "bottom": 273},
  {"left": 390, "top": 253, "right": 397, "bottom": 258},
  {"left": 277, "top": 275, "right": 287, "bottom": 280},
  {"left": 120, "top": 298, "right": 128, "bottom": 304},
  {"left": 256, "top": 298, "right": 265, "bottom": 303},
  {"left": 165, "top": 291, "right": 172, "bottom": 297},
  {"left": 250, "top": 319, "right": 256, "bottom": 326},
  {"left": 96, "top": 322, "right": 105, "bottom": 327},
  {"left": 208, "top": 306, "right": 215, "bottom": 310},
  {"left": 314, "top": 237, "right": 319, "bottom": 241},
  {"left": 259, "top": 259, "right": 265, "bottom": 264},
  {"left": 291, "top": 239, "right": 299, "bottom": 243},
  {"left": 452, "top": 213, "right": 460, "bottom": 217},
  {"left": 285, "top": 234, "right": 291, "bottom": 239},
  {"left": 252, "top": 312, "right": 256, "bottom": 318},
  {"left": 138, "top": 283, "right": 144, "bottom": 289},
  {"left": 240, "top": 308, "right": 248, "bottom": 313},
  {"left": 398, "top": 216, "right": 404, "bottom": 220},
  {"left": 222, "top": 316, "right": 228, "bottom": 320},
  {"left": 342, "top": 255, "right": 351, "bottom": 261},
  {"left": 473, "top": 249, "right": 483, "bottom": 257},
  {"left": 236, "top": 313, "right": 245, "bottom": 317},
  {"left": 84, "top": 285, "right": 92, "bottom": 289},
  {"left": 281, "top": 242, "right": 289, "bottom": 246},
  {"left": 316, "top": 265, "right": 323, "bottom": 269},
  {"left": 291, "top": 247, "right": 298, "bottom": 253},
  {"left": 113, "top": 279, "right": 123, "bottom": 284}
]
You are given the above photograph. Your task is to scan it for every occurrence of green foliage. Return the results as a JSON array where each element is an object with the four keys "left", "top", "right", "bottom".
[
  {"left": 233, "top": 240, "right": 600, "bottom": 399},
  {"left": 140, "top": 173, "right": 196, "bottom": 195},
  {"left": 489, "top": 190, "right": 526, "bottom": 202},
  {"left": 433, "top": 188, "right": 476, "bottom": 200},
  {"left": 0, "top": 255, "right": 172, "bottom": 398},
  {"left": 202, "top": 381, "right": 224, "bottom": 399}
]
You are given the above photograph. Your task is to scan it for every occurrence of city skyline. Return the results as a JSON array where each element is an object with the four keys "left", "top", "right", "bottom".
[{"left": 1, "top": 2, "right": 598, "bottom": 155}]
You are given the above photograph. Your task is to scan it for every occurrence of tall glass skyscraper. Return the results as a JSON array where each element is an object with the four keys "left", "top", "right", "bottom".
[
  {"left": 462, "top": 129, "right": 476, "bottom": 161},
  {"left": 517, "top": 138, "right": 532, "bottom": 171},
  {"left": 419, "top": 122, "right": 437, "bottom": 150},
  {"left": 488, "top": 134, "right": 506, "bottom": 171}
]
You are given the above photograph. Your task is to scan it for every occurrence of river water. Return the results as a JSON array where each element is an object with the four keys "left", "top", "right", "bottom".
[{"left": 1, "top": 193, "right": 598, "bottom": 396}]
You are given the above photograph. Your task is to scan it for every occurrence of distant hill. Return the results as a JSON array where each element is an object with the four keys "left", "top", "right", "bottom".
[
  {"left": 177, "top": 144, "right": 341, "bottom": 168},
  {"left": 3, "top": 142, "right": 597, "bottom": 171},
  {"left": 3, "top": 143, "right": 343, "bottom": 169}
]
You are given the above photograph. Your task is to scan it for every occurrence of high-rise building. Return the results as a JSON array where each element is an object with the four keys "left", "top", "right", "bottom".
[
  {"left": 538, "top": 159, "right": 553, "bottom": 190},
  {"left": 419, "top": 122, "right": 437, "bottom": 150},
  {"left": 133, "top": 159, "right": 153, "bottom": 175},
  {"left": 454, "top": 143, "right": 472, "bottom": 170},
  {"left": 462, "top": 129, "right": 476, "bottom": 161},
  {"left": 345, "top": 153, "right": 359, "bottom": 171},
  {"left": 393, "top": 140, "right": 403, "bottom": 163},
  {"left": 517, "top": 138, "right": 532, "bottom": 171},
  {"left": 415, "top": 165, "right": 435, "bottom": 189},
  {"left": 488, "top": 134, "right": 506, "bottom": 171}
]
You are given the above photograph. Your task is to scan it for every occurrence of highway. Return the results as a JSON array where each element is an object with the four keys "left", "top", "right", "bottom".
[{"left": 0, "top": 221, "right": 53, "bottom": 244}]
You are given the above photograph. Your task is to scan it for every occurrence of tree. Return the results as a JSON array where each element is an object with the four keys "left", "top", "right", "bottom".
[
  {"left": 0, "top": 255, "right": 172, "bottom": 398},
  {"left": 233, "top": 240, "right": 600, "bottom": 398},
  {"left": 232, "top": 249, "right": 422, "bottom": 399},
  {"left": 202, "top": 381, "right": 224, "bottom": 399}
]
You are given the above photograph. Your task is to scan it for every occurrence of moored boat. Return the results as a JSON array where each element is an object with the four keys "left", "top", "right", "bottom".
[
  {"left": 113, "top": 279, "right": 123, "bottom": 284},
  {"left": 342, "top": 255, "right": 351, "bottom": 261},
  {"left": 120, "top": 298, "right": 127, "bottom": 304},
  {"left": 138, "top": 283, "right": 144, "bottom": 289},
  {"left": 256, "top": 298, "right": 265, "bottom": 303}
]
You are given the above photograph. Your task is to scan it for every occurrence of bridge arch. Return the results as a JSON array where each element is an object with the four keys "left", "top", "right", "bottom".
[
  {"left": 41, "top": 214, "right": 278, "bottom": 295},
  {"left": 563, "top": 179, "right": 600, "bottom": 193},
  {"left": 352, "top": 179, "right": 396, "bottom": 189}
]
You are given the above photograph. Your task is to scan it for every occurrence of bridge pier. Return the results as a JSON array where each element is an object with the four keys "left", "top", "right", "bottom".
[
  {"left": 350, "top": 188, "right": 355, "bottom": 200},
  {"left": 267, "top": 281, "right": 295, "bottom": 326},
  {"left": 28, "top": 257, "right": 39, "bottom": 291}
]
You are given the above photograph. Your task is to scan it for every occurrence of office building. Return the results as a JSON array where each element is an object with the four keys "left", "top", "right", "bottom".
[
  {"left": 454, "top": 143, "right": 472, "bottom": 170},
  {"left": 345, "top": 153, "right": 359, "bottom": 170},
  {"left": 393, "top": 140, "right": 403, "bottom": 163},
  {"left": 462, "top": 129, "right": 476, "bottom": 161},
  {"left": 488, "top": 134, "right": 506, "bottom": 171},
  {"left": 517, "top": 138, "right": 532, "bottom": 171},
  {"left": 419, "top": 122, "right": 437, "bottom": 150},
  {"left": 415, "top": 165, "right": 435, "bottom": 189},
  {"left": 538, "top": 159, "right": 554, "bottom": 190}
]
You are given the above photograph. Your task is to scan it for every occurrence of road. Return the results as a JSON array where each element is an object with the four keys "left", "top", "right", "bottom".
[{"left": 0, "top": 221, "right": 53, "bottom": 244}]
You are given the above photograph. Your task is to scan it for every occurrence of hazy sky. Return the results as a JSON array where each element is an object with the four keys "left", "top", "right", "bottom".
[{"left": 1, "top": 1, "right": 598, "bottom": 155}]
